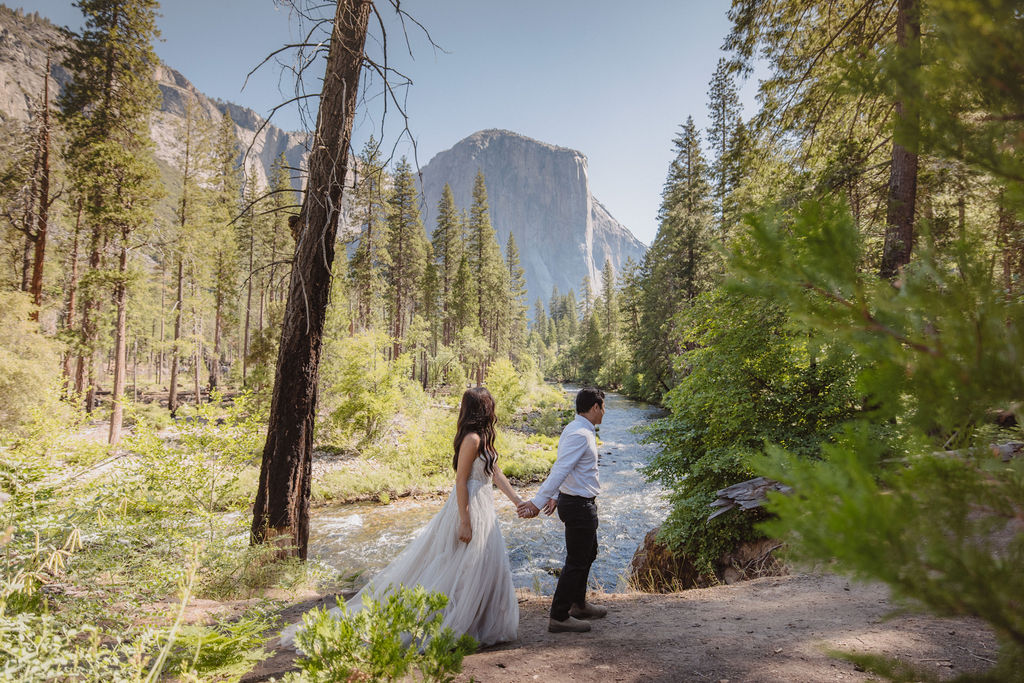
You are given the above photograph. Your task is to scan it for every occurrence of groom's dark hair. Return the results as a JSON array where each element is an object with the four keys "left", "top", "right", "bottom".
[{"left": 576, "top": 387, "right": 605, "bottom": 414}]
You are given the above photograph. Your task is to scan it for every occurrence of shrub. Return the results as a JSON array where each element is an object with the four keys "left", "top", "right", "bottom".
[
  {"left": 0, "top": 291, "right": 61, "bottom": 430},
  {"left": 485, "top": 357, "right": 526, "bottom": 422},
  {"left": 290, "top": 585, "right": 476, "bottom": 683},
  {"left": 642, "top": 288, "right": 859, "bottom": 572},
  {"left": 320, "top": 332, "right": 411, "bottom": 447}
]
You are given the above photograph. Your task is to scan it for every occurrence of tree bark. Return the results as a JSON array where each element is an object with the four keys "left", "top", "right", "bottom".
[
  {"left": 879, "top": 0, "right": 921, "bottom": 280},
  {"left": 108, "top": 227, "right": 128, "bottom": 445},
  {"left": 168, "top": 256, "right": 183, "bottom": 414},
  {"left": 250, "top": 0, "right": 371, "bottom": 559},
  {"left": 62, "top": 201, "right": 83, "bottom": 391},
  {"left": 79, "top": 223, "right": 103, "bottom": 411},
  {"left": 29, "top": 56, "right": 52, "bottom": 317}
]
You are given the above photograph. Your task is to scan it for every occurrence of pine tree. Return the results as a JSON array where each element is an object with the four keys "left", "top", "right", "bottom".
[
  {"left": 451, "top": 252, "right": 477, "bottom": 334},
  {"left": 58, "top": 0, "right": 162, "bottom": 441},
  {"left": 599, "top": 258, "right": 618, "bottom": 342},
  {"left": 207, "top": 111, "right": 241, "bottom": 391},
  {"left": 465, "top": 171, "right": 506, "bottom": 350},
  {"left": 349, "top": 137, "right": 389, "bottom": 331},
  {"left": 505, "top": 232, "right": 528, "bottom": 360},
  {"left": 385, "top": 157, "right": 427, "bottom": 358},
  {"left": 431, "top": 183, "right": 461, "bottom": 346},
  {"left": 634, "top": 117, "right": 714, "bottom": 400},
  {"left": 706, "top": 58, "right": 741, "bottom": 231}
]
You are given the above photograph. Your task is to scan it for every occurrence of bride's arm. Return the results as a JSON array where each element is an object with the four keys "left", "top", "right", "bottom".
[
  {"left": 455, "top": 434, "right": 479, "bottom": 543},
  {"left": 492, "top": 465, "right": 523, "bottom": 508}
]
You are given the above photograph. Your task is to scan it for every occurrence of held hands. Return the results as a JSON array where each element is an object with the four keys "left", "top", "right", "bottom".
[
  {"left": 516, "top": 501, "right": 539, "bottom": 518},
  {"left": 516, "top": 499, "right": 556, "bottom": 518}
]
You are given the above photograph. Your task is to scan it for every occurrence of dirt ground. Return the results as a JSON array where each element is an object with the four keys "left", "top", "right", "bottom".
[{"left": 243, "top": 572, "right": 999, "bottom": 682}]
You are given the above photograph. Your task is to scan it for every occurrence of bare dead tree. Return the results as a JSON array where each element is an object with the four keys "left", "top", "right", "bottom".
[{"left": 250, "top": 0, "right": 373, "bottom": 558}]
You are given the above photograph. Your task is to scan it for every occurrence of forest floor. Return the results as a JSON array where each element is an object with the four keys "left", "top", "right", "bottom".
[{"left": 240, "top": 571, "right": 998, "bottom": 682}]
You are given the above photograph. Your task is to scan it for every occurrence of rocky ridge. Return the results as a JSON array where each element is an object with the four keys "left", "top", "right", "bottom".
[{"left": 0, "top": 4, "right": 305, "bottom": 191}]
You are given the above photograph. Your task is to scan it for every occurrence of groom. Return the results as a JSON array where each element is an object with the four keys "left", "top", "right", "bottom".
[{"left": 518, "top": 387, "right": 608, "bottom": 633}]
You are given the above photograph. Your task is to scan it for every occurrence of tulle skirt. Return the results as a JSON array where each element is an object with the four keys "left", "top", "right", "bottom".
[{"left": 281, "top": 475, "right": 519, "bottom": 648}]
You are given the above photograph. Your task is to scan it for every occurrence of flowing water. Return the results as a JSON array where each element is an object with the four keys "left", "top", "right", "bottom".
[{"left": 308, "top": 389, "right": 668, "bottom": 594}]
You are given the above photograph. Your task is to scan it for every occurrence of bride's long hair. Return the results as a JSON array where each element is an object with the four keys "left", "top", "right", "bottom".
[{"left": 452, "top": 387, "right": 498, "bottom": 475}]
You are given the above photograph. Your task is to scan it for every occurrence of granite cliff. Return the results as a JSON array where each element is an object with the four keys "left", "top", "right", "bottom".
[
  {"left": 0, "top": 4, "right": 305, "bottom": 191},
  {"left": 419, "top": 129, "right": 646, "bottom": 306}
]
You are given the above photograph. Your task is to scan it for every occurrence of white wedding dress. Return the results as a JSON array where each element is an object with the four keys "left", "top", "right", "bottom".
[{"left": 281, "top": 454, "right": 519, "bottom": 648}]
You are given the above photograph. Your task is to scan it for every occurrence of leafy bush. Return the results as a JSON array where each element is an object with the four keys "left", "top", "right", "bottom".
[
  {"left": 642, "top": 288, "right": 859, "bottom": 572},
  {"left": 485, "top": 357, "right": 526, "bottom": 422},
  {"left": 290, "top": 585, "right": 476, "bottom": 683},
  {"left": 731, "top": 200, "right": 1024, "bottom": 674},
  {"left": 0, "top": 291, "right": 61, "bottom": 431},
  {"left": 320, "top": 331, "right": 412, "bottom": 447}
]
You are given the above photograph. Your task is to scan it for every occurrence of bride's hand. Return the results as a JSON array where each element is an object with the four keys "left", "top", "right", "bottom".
[{"left": 458, "top": 519, "right": 472, "bottom": 543}]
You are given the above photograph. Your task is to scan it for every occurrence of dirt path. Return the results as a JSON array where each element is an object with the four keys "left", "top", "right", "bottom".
[
  {"left": 459, "top": 573, "right": 996, "bottom": 682},
  {"left": 244, "top": 572, "right": 997, "bottom": 682}
]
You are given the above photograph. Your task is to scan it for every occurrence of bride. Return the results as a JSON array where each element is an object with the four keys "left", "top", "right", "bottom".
[{"left": 281, "top": 387, "right": 522, "bottom": 648}]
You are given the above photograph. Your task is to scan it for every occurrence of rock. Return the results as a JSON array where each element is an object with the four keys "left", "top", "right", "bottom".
[
  {"left": 0, "top": 6, "right": 307, "bottom": 194},
  {"left": 419, "top": 129, "right": 647, "bottom": 306},
  {"left": 629, "top": 526, "right": 786, "bottom": 592}
]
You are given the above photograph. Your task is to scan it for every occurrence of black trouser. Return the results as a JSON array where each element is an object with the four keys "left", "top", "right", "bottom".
[{"left": 550, "top": 493, "right": 598, "bottom": 621}]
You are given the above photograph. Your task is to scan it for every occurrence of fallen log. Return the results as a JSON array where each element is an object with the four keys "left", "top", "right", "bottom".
[
  {"left": 708, "top": 477, "right": 792, "bottom": 520},
  {"left": 708, "top": 442, "right": 1024, "bottom": 520}
]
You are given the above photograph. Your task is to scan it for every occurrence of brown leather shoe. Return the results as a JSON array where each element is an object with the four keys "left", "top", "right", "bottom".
[
  {"left": 569, "top": 602, "right": 608, "bottom": 619},
  {"left": 548, "top": 616, "right": 592, "bottom": 633}
]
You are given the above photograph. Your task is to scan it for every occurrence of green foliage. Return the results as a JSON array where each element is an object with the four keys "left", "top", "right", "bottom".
[
  {"left": 290, "top": 585, "right": 476, "bottom": 683},
  {"left": 731, "top": 199, "right": 1024, "bottom": 670},
  {"left": 320, "top": 331, "right": 411, "bottom": 447},
  {"left": 641, "top": 288, "right": 858, "bottom": 570},
  {"left": 486, "top": 357, "right": 526, "bottom": 422},
  {"left": 0, "top": 291, "right": 61, "bottom": 430}
]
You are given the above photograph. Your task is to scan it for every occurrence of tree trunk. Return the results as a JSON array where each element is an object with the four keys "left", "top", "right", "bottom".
[
  {"left": 62, "top": 201, "right": 83, "bottom": 391},
  {"left": 879, "top": 0, "right": 920, "bottom": 280},
  {"left": 243, "top": 211, "right": 254, "bottom": 382},
  {"left": 108, "top": 229, "right": 128, "bottom": 445},
  {"left": 250, "top": 0, "right": 371, "bottom": 559},
  {"left": 168, "top": 257, "right": 183, "bottom": 414},
  {"left": 192, "top": 288, "right": 202, "bottom": 407},
  {"left": 80, "top": 223, "right": 103, "bottom": 411},
  {"left": 29, "top": 55, "right": 52, "bottom": 317},
  {"left": 157, "top": 260, "right": 165, "bottom": 385},
  {"left": 211, "top": 293, "right": 222, "bottom": 391}
]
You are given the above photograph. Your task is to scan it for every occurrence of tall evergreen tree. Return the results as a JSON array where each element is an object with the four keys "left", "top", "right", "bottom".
[
  {"left": 505, "top": 232, "right": 528, "bottom": 360},
  {"left": 349, "top": 136, "right": 389, "bottom": 331},
  {"left": 634, "top": 117, "right": 714, "bottom": 399},
  {"left": 706, "top": 57, "right": 742, "bottom": 231},
  {"left": 431, "top": 183, "right": 461, "bottom": 346},
  {"left": 465, "top": 171, "right": 505, "bottom": 350},
  {"left": 58, "top": 0, "right": 162, "bottom": 442},
  {"left": 207, "top": 111, "right": 241, "bottom": 391},
  {"left": 599, "top": 258, "right": 618, "bottom": 341},
  {"left": 384, "top": 157, "right": 427, "bottom": 358}
]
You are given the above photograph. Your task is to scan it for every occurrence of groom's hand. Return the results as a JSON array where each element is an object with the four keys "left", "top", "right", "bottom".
[
  {"left": 517, "top": 501, "right": 539, "bottom": 518},
  {"left": 542, "top": 498, "right": 557, "bottom": 515}
]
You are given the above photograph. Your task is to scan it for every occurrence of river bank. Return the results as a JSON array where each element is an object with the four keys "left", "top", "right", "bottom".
[{"left": 240, "top": 571, "right": 997, "bottom": 682}]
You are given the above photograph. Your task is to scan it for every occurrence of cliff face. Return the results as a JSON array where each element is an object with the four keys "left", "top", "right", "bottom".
[
  {"left": 419, "top": 129, "right": 646, "bottom": 306},
  {"left": 0, "top": 4, "right": 306, "bottom": 191}
]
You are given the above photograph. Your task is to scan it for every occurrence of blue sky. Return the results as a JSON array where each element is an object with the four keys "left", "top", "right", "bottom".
[{"left": 24, "top": 0, "right": 759, "bottom": 246}]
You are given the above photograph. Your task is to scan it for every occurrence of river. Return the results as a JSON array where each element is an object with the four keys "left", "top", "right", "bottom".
[{"left": 307, "top": 389, "right": 668, "bottom": 594}]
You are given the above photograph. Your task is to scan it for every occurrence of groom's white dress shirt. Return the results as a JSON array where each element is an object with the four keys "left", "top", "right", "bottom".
[{"left": 531, "top": 414, "right": 600, "bottom": 507}]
